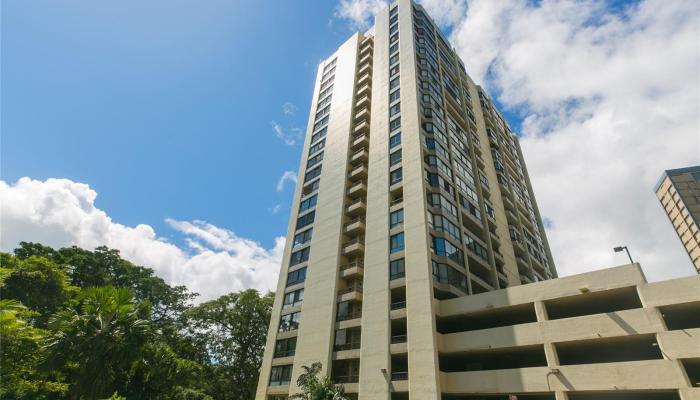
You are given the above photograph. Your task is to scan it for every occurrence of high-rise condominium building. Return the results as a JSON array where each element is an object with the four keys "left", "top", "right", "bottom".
[
  {"left": 655, "top": 166, "right": 700, "bottom": 274},
  {"left": 257, "top": 0, "right": 557, "bottom": 398}
]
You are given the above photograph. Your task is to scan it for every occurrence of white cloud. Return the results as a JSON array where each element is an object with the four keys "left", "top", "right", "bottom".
[
  {"left": 0, "top": 177, "right": 285, "bottom": 302},
  {"left": 282, "top": 101, "right": 297, "bottom": 116},
  {"left": 276, "top": 171, "right": 298, "bottom": 192},
  {"left": 335, "top": 0, "right": 387, "bottom": 30},
  {"left": 271, "top": 121, "right": 303, "bottom": 146},
  {"left": 270, "top": 204, "right": 282, "bottom": 214},
  {"left": 448, "top": 0, "right": 700, "bottom": 280}
]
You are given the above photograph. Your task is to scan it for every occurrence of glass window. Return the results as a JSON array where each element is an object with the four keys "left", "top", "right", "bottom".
[
  {"left": 270, "top": 365, "right": 293, "bottom": 385},
  {"left": 389, "top": 117, "right": 401, "bottom": 132},
  {"left": 390, "top": 88, "right": 400, "bottom": 103},
  {"left": 310, "top": 127, "right": 327, "bottom": 144},
  {"left": 274, "top": 337, "right": 297, "bottom": 358},
  {"left": 286, "top": 267, "right": 306, "bottom": 287},
  {"left": 289, "top": 247, "right": 310, "bottom": 266},
  {"left": 304, "top": 151, "right": 322, "bottom": 169},
  {"left": 282, "top": 288, "right": 304, "bottom": 309},
  {"left": 390, "top": 168, "right": 403, "bottom": 185},
  {"left": 304, "top": 165, "right": 322, "bottom": 182},
  {"left": 390, "top": 232, "right": 405, "bottom": 253},
  {"left": 295, "top": 211, "right": 315, "bottom": 229},
  {"left": 389, "top": 65, "right": 400, "bottom": 77},
  {"left": 389, "top": 133, "right": 401, "bottom": 148},
  {"left": 389, "top": 149, "right": 402, "bottom": 166},
  {"left": 278, "top": 312, "right": 301, "bottom": 332},
  {"left": 292, "top": 228, "right": 313, "bottom": 248},
  {"left": 389, "top": 102, "right": 400, "bottom": 116},
  {"left": 309, "top": 139, "right": 326, "bottom": 155},
  {"left": 299, "top": 194, "right": 317, "bottom": 212},
  {"left": 390, "top": 77, "right": 400, "bottom": 89},
  {"left": 389, "top": 42, "right": 398, "bottom": 55},
  {"left": 431, "top": 236, "right": 464, "bottom": 266},
  {"left": 390, "top": 258, "right": 405, "bottom": 280},
  {"left": 390, "top": 209, "right": 404, "bottom": 228}
]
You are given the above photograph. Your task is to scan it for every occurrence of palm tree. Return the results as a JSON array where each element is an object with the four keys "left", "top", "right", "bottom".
[
  {"left": 45, "top": 286, "right": 150, "bottom": 399},
  {"left": 289, "top": 362, "right": 348, "bottom": 400}
]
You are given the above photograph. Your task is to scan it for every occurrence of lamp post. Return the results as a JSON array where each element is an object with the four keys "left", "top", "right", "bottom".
[{"left": 614, "top": 246, "right": 634, "bottom": 264}]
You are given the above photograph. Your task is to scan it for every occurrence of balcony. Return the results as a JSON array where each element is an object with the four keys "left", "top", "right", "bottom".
[
  {"left": 336, "top": 310, "right": 362, "bottom": 322},
  {"left": 358, "top": 52, "right": 372, "bottom": 66},
  {"left": 356, "top": 83, "right": 370, "bottom": 97},
  {"left": 357, "top": 62, "right": 372, "bottom": 76},
  {"left": 356, "top": 72, "right": 371, "bottom": 87},
  {"left": 348, "top": 165, "right": 368, "bottom": 180},
  {"left": 350, "top": 149, "right": 369, "bottom": 163},
  {"left": 346, "top": 180, "right": 367, "bottom": 197},
  {"left": 334, "top": 341, "right": 361, "bottom": 352},
  {"left": 339, "top": 260, "right": 364, "bottom": 279},
  {"left": 345, "top": 198, "right": 366, "bottom": 215},
  {"left": 353, "top": 119, "right": 370, "bottom": 134},
  {"left": 333, "top": 375, "right": 359, "bottom": 384},
  {"left": 354, "top": 106, "right": 370, "bottom": 122},
  {"left": 351, "top": 133, "right": 369, "bottom": 149},
  {"left": 342, "top": 237, "right": 365, "bottom": 256},
  {"left": 344, "top": 217, "right": 366, "bottom": 234},
  {"left": 354, "top": 94, "right": 370, "bottom": 110},
  {"left": 390, "top": 301, "right": 406, "bottom": 310}
]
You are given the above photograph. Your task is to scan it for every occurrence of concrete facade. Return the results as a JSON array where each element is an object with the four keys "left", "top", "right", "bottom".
[{"left": 655, "top": 166, "right": 700, "bottom": 274}]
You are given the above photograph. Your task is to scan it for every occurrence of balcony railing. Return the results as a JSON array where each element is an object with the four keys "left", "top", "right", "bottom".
[
  {"left": 344, "top": 217, "right": 365, "bottom": 228},
  {"left": 343, "top": 236, "right": 365, "bottom": 246},
  {"left": 391, "top": 372, "right": 408, "bottom": 381},
  {"left": 333, "top": 375, "right": 359, "bottom": 384},
  {"left": 338, "top": 286, "right": 363, "bottom": 296},
  {"left": 390, "top": 271, "right": 405, "bottom": 280},
  {"left": 336, "top": 310, "right": 362, "bottom": 322},
  {"left": 390, "top": 301, "right": 406, "bottom": 310},
  {"left": 334, "top": 341, "right": 361, "bottom": 352},
  {"left": 390, "top": 335, "right": 407, "bottom": 344}
]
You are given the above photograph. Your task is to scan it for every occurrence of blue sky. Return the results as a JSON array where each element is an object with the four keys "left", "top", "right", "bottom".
[
  {"left": 2, "top": 0, "right": 360, "bottom": 249},
  {"left": 2, "top": 0, "right": 697, "bottom": 299}
]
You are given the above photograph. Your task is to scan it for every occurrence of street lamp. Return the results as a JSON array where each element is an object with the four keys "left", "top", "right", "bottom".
[{"left": 614, "top": 246, "right": 634, "bottom": 264}]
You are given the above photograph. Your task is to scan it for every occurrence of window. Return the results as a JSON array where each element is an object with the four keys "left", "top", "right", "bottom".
[
  {"left": 389, "top": 42, "right": 398, "bottom": 54},
  {"left": 311, "top": 127, "right": 327, "bottom": 144},
  {"left": 296, "top": 211, "right": 315, "bottom": 230},
  {"left": 290, "top": 247, "right": 310, "bottom": 266},
  {"left": 389, "top": 149, "right": 402, "bottom": 166},
  {"left": 315, "top": 105, "right": 330, "bottom": 120},
  {"left": 286, "top": 267, "right": 306, "bottom": 287},
  {"left": 432, "top": 261, "right": 467, "bottom": 291},
  {"left": 312, "top": 116, "right": 328, "bottom": 131},
  {"left": 390, "top": 33, "right": 398, "bottom": 43},
  {"left": 431, "top": 236, "right": 464, "bottom": 266},
  {"left": 390, "top": 232, "right": 405, "bottom": 253},
  {"left": 389, "top": 23, "right": 398, "bottom": 35},
  {"left": 389, "top": 65, "right": 400, "bottom": 77},
  {"left": 390, "top": 76, "right": 400, "bottom": 90},
  {"left": 389, "top": 53, "right": 399, "bottom": 65},
  {"left": 390, "top": 168, "right": 403, "bottom": 185},
  {"left": 306, "top": 152, "right": 323, "bottom": 168},
  {"left": 270, "top": 365, "right": 293, "bottom": 385},
  {"left": 390, "top": 117, "right": 401, "bottom": 131},
  {"left": 304, "top": 165, "right": 322, "bottom": 182},
  {"left": 390, "top": 102, "right": 401, "bottom": 116},
  {"left": 299, "top": 194, "right": 317, "bottom": 212},
  {"left": 303, "top": 179, "right": 320, "bottom": 195},
  {"left": 431, "top": 213, "right": 461, "bottom": 241},
  {"left": 465, "top": 234, "right": 489, "bottom": 262},
  {"left": 274, "top": 337, "right": 297, "bottom": 358},
  {"left": 389, "top": 133, "right": 401, "bottom": 148},
  {"left": 390, "top": 209, "right": 404, "bottom": 228},
  {"left": 278, "top": 311, "right": 301, "bottom": 332},
  {"left": 293, "top": 228, "right": 313, "bottom": 248},
  {"left": 390, "top": 258, "right": 405, "bottom": 280},
  {"left": 282, "top": 288, "right": 304, "bottom": 309},
  {"left": 390, "top": 89, "right": 400, "bottom": 103},
  {"left": 309, "top": 139, "right": 325, "bottom": 155},
  {"left": 428, "top": 193, "right": 457, "bottom": 218}
]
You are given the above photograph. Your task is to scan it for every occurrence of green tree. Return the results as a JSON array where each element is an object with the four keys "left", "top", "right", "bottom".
[
  {"left": 186, "top": 289, "right": 274, "bottom": 400},
  {"left": 44, "top": 286, "right": 150, "bottom": 399},
  {"left": 1, "top": 255, "right": 74, "bottom": 326},
  {"left": 0, "top": 299, "right": 67, "bottom": 399},
  {"left": 290, "top": 363, "right": 348, "bottom": 400}
]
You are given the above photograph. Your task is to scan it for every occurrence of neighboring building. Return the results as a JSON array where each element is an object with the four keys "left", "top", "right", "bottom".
[
  {"left": 655, "top": 166, "right": 700, "bottom": 274},
  {"left": 257, "top": 0, "right": 558, "bottom": 398}
]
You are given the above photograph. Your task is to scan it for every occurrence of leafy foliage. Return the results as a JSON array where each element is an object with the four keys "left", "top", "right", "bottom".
[
  {"left": 290, "top": 363, "right": 348, "bottom": 400},
  {"left": 0, "top": 243, "right": 274, "bottom": 399}
]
